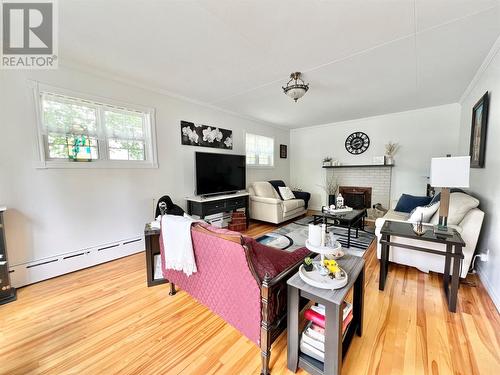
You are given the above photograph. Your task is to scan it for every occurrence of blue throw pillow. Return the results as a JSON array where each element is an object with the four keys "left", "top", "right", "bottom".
[{"left": 394, "top": 194, "right": 433, "bottom": 213}]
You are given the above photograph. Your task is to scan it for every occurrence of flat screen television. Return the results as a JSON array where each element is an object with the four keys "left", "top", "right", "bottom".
[{"left": 195, "top": 152, "right": 246, "bottom": 196}]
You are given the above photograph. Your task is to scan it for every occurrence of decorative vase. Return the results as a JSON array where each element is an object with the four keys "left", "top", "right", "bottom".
[
  {"left": 385, "top": 156, "right": 394, "bottom": 165},
  {"left": 323, "top": 161, "right": 332, "bottom": 167},
  {"left": 328, "top": 194, "right": 336, "bottom": 206}
]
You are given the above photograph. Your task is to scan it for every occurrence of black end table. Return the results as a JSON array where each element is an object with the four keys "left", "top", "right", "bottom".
[
  {"left": 312, "top": 209, "right": 366, "bottom": 248},
  {"left": 287, "top": 254, "right": 365, "bottom": 375},
  {"left": 379, "top": 221, "right": 465, "bottom": 312}
]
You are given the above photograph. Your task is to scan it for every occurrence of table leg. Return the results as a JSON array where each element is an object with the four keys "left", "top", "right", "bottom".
[
  {"left": 449, "top": 246, "right": 462, "bottom": 313},
  {"left": 347, "top": 225, "right": 351, "bottom": 248},
  {"left": 324, "top": 303, "right": 342, "bottom": 375},
  {"left": 354, "top": 265, "right": 364, "bottom": 336},
  {"left": 287, "top": 285, "right": 300, "bottom": 372},
  {"left": 443, "top": 244, "right": 452, "bottom": 292},
  {"left": 379, "top": 234, "right": 389, "bottom": 291}
]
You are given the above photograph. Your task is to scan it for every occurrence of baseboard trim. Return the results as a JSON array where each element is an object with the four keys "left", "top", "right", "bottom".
[
  {"left": 9, "top": 235, "right": 144, "bottom": 288},
  {"left": 477, "top": 265, "right": 500, "bottom": 314}
]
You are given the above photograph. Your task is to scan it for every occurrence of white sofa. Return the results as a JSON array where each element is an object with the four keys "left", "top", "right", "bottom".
[
  {"left": 248, "top": 181, "right": 307, "bottom": 224},
  {"left": 375, "top": 193, "right": 484, "bottom": 278}
]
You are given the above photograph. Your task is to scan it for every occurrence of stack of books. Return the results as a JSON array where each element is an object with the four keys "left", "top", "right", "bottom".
[
  {"left": 205, "top": 212, "right": 232, "bottom": 228},
  {"left": 299, "top": 302, "right": 353, "bottom": 362},
  {"left": 228, "top": 210, "right": 247, "bottom": 232}
]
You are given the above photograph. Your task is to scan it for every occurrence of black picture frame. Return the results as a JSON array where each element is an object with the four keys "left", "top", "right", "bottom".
[
  {"left": 469, "top": 92, "right": 489, "bottom": 168},
  {"left": 280, "top": 144, "right": 287, "bottom": 159},
  {"left": 180, "top": 120, "right": 233, "bottom": 150}
]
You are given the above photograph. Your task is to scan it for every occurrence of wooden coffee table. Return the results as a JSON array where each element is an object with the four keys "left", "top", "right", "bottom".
[{"left": 312, "top": 209, "right": 366, "bottom": 248}]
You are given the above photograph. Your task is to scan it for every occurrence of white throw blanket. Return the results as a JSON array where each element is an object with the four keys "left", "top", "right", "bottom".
[{"left": 161, "top": 214, "right": 199, "bottom": 276}]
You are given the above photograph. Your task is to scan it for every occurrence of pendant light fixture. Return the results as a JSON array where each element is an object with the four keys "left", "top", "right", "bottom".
[{"left": 282, "top": 72, "right": 309, "bottom": 102}]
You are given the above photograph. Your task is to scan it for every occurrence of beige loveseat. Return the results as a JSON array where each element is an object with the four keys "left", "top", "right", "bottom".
[{"left": 248, "top": 181, "right": 307, "bottom": 224}]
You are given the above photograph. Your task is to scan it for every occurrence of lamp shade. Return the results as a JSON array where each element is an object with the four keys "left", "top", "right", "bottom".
[{"left": 430, "top": 156, "right": 470, "bottom": 188}]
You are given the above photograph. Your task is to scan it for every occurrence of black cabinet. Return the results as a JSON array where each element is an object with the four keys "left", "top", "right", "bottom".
[
  {"left": 186, "top": 194, "right": 249, "bottom": 227},
  {"left": 0, "top": 210, "right": 16, "bottom": 305}
]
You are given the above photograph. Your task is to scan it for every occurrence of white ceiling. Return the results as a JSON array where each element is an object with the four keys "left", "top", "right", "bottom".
[{"left": 59, "top": 0, "right": 500, "bottom": 128}]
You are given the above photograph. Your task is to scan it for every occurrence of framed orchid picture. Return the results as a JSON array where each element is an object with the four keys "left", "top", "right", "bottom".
[
  {"left": 180, "top": 120, "right": 233, "bottom": 150},
  {"left": 469, "top": 92, "right": 489, "bottom": 168}
]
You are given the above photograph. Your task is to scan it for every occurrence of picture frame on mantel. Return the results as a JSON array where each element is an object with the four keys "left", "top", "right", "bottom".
[{"left": 469, "top": 92, "right": 489, "bottom": 168}]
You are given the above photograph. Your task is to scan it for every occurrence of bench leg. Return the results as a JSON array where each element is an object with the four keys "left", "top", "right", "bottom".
[{"left": 169, "top": 282, "right": 176, "bottom": 296}]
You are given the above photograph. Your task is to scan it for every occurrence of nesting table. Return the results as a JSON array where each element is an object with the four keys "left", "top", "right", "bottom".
[{"left": 287, "top": 254, "right": 365, "bottom": 375}]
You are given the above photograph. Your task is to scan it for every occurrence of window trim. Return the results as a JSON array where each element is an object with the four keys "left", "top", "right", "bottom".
[
  {"left": 31, "top": 81, "right": 158, "bottom": 169},
  {"left": 245, "top": 132, "right": 275, "bottom": 168}
]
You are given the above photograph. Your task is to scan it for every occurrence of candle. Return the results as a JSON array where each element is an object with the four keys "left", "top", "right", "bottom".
[{"left": 308, "top": 224, "right": 322, "bottom": 247}]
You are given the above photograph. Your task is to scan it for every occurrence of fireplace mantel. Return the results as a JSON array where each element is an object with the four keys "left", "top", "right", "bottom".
[{"left": 322, "top": 164, "right": 394, "bottom": 169}]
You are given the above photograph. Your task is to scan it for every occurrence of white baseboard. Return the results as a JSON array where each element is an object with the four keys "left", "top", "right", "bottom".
[
  {"left": 9, "top": 235, "right": 144, "bottom": 288},
  {"left": 477, "top": 265, "right": 500, "bottom": 314}
]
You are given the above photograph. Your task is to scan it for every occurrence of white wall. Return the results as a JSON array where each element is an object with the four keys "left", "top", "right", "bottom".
[
  {"left": 290, "top": 104, "right": 461, "bottom": 210},
  {"left": 0, "top": 66, "right": 289, "bottom": 267},
  {"left": 457, "top": 40, "right": 500, "bottom": 311}
]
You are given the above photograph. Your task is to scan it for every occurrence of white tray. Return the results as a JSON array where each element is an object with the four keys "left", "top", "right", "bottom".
[
  {"left": 305, "top": 239, "right": 342, "bottom": 255},
  {"left": 298, "top": 264, "right": 348, "bottom": 290}
]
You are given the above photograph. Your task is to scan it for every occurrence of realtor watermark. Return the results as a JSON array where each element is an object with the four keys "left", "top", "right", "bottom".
[{"left": 1, "top": 0, "right": 58, "bottom": 69}]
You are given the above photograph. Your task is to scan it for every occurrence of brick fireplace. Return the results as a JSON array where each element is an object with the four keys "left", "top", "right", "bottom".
[
  {"left": 339, "top": 186, "right": 372, "bottom": 210},
  {"left": 326, "top": 165, "right": 392, "bottom": 219}
]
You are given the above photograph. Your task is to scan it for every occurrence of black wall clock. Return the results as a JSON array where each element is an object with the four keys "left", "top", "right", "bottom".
[{"left": 345, "top": 132, "right": 370, "bottom": 154}]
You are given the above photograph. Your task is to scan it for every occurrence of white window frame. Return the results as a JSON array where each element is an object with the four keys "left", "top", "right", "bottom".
[
  {"left": 245, "top": 132, "right": 275, "bottom": 168},
  {"left": 31, "top": 81, "right": 158, "bottom": 169}
]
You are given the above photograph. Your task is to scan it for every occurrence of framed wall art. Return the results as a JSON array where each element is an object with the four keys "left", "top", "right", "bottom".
[
  {"left": 469, "top": 92, "right": 489, "bottom": 168},
  {"left": 181, "top": 120, "right": 233, "bottom": 150},
  {"left": 280, "top": 144, "right": 287, "bottom": 159}
]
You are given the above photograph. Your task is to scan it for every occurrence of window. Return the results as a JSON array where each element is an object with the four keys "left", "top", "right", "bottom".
[
  {"left": 246, "top": 133, "right": 274, "bottom": 167},
  {"left": 35, "top": 84, "right": 157, "bottom": 168}
]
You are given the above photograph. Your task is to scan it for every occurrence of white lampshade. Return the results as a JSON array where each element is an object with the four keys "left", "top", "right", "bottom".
[{"left": 430, "top": 156, "right": 470, "bottom": 188}]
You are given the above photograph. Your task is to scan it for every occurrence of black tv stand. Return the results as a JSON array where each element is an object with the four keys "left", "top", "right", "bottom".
[
  {"left": 200, "top": 191, "right": 238, "bottom": 199},
  {"left": 185, "top": 192, "right": 249, "bottom": 227}
]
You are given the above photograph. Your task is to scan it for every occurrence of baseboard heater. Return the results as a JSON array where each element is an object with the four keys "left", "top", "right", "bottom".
[{"left": 9, "top": 235, "right": 144, "bottom": 288}]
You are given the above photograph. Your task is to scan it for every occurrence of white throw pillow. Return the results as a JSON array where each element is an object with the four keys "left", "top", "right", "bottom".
[
  {"left": 430, "top": 192, "right": 480, "bottom": 225},
  {"left": 407, "top": 202, "right": 440, "bottom": 223},
  {"left": 279, "top": 186, "right": 296, "bottom": 200}
]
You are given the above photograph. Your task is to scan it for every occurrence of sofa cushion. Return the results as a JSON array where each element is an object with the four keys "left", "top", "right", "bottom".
[
  {"left": 430, "top": 192, "right": 479, "bottom": 225},
  {"left": 394, "top": 194, "right": 432, "bottom": 213},
  {"left": 282, "top": 199, "right": 305, "bottom": 213},
  {"left": 279, "top": 186, "right": 296, "bottom": 200},
  {"left": 384, "top": 210, "right": 410, "bottom": 222},
  {"left": 252, "top": 181, "right": 279, "bottom": 199},
  {"left": 407, "top": 201, "right": 440, "bottom": 223}
]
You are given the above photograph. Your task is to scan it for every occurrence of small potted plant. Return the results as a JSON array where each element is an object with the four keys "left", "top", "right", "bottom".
[
  {"left": 303, "top": 257, "right": 314, "bottom": 272},
  {"left": 322, "top": 156, "right": 333, "bottom": 167},
  {"left": 385, "top": 142, "right": 399, "bottom": 165}
]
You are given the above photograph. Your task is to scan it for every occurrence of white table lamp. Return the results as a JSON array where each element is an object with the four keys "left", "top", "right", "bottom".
[{"left": 430, "top": 156, "right": 470, "bottom": 231}]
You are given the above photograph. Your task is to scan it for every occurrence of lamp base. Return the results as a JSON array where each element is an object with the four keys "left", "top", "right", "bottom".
[{"left": 434, "top": 225, "right": 453, "bottom": 237}]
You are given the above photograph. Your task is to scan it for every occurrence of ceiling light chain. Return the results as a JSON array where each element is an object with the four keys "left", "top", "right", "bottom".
[{"left": 282, "top": 72, "right": 309, "bottom": 102}]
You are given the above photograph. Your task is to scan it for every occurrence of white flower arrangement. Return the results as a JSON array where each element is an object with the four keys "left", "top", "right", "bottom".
[
  {"left": 202, "top": 127, "right": 224, "bottom": 143},
  {"left": 182, "top": 125, "right": 199, "bottom": 143}
]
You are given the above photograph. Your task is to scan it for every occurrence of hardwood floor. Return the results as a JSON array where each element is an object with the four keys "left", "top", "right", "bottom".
[{"left": 1, "top": 220, "right": 499, "bottom": 375}]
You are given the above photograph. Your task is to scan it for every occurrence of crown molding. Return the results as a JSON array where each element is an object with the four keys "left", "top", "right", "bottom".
[
  {"left": 459, "top": 34, "right": 500, "bottom": 104},
  {"left": 58, "top": 58, "right": 289, "bottom": 132}
]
